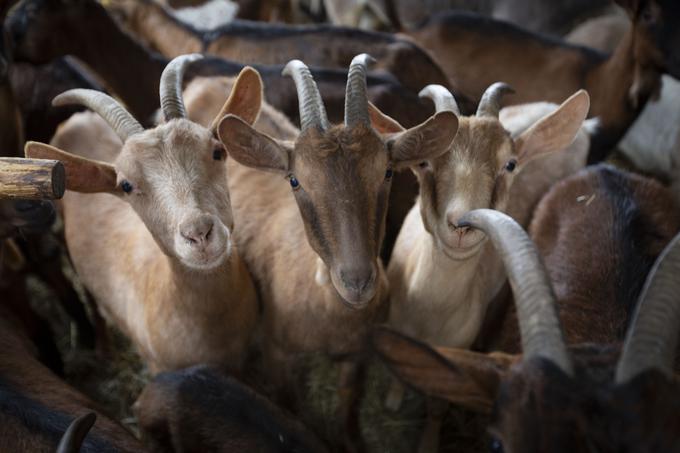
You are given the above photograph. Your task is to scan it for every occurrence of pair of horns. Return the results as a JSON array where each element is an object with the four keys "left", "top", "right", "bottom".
[
  {"left": 52, "top": 53, "right": 202, "bottom": 142},
  {"left": 460, "top": 209, "right": 680, "bottom": 382},
  {"left": 283, "top": 53, "right": 375, "bottom": 131},
  {"left": 419, "top": 82, "right": 515, "bottom": 118}
]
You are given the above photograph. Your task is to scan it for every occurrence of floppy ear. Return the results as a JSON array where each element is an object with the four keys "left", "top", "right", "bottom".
[
  {"left": 24, "top": 142, "right": 118, "bottom": 193},
  {"left": 218, "top": 115, "right": 292, "bottom": 173},
  {"left": 372, "top": 327, "right": 515, "bottom": 413},
  {"left": 210, "top": 66, "right": 263, "bottom": 131},
  {"left": 385, "top": 111, "right": 458, "bottom": 167},
  {"left": 514, "top": 90, "right": 590, "bottom": 166},
  {"left": 368, "top": 102, "right": 405, "bottom": 134}
]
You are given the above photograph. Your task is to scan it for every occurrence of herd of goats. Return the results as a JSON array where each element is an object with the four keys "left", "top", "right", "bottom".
[{"left": 0, "top": 0, "right": 679, "bottom": 452}]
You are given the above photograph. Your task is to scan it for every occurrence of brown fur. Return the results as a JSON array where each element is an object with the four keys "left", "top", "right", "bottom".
[
  {"left": 374, "top": 166, "right": 680, "bottom": 452},
  {"left": 135, "top": 365, "right": 329, "bottom": 452},
  {"left": 111, "top": 0, "right": 452, "bottom": 93},
  {"left": 25, "top": 69, "right": 263, "bottom": 374},
  {"left": 409, "top": 0, "right": 680, "bottom": 161},
  {"left": 0, "top": 307, "right": 142, "bottom": 452}
]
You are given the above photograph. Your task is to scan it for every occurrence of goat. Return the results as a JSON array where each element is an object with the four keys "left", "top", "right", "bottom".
[
  {"left": 109, "top": 0, "right": 454, "bottom": 93},
  {"left": 374, "top": 166, "right": 680, "bottom": 452},
  {"left": 24, "top": 55, "right": 260, "bottom": 373},
  {"left": 135, "top": 365, "right": 329, "bottom": 452},
  {"left": 376, "top": 84, "right": 589, "bottom": 452},
  {"left": 408, "top": 0, "right": 680, "bottom": 163},
  {"left": 0, "top": 303, "right": 142, "bottom": 452},
  {"left": 211, "top": 54, "right": 457, "bottom": 450}
]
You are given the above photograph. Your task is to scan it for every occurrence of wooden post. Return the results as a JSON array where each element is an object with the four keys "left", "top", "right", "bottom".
[{"left": 0, "top": 158, "right": 66, "bottom": 200}]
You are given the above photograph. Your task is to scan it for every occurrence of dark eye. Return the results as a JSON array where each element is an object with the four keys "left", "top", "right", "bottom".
[
  {"left": 121, "top": 180, "right": 133, "bottom": 193},
  {"left": 289, "top": 176, "right": 300, "bottom": 189},
  {"left": 641, "top": 7, "right": 654, "bottom": 24},
  {"left": 489, "top": 438, "right": 504, "bottom": 453},
  {"left": 505, "top": 159, "right": 517, "bottom": 172},
  {"left": 418, "top": 161, "right": 429, "bottom": 169},
  {"left": 385, "top": 168, "right": 393, "bottom": 179},
  {"left": 213, "top": 147, "right": 224, "bottom": 161}
]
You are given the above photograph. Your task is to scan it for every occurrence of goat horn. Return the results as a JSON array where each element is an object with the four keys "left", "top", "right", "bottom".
[
  {"left": 615, "top": 232, "right": 680, "bottom": 383},
  {"left": 53, "top": 89, "right": 143, "bottom": 142},
  {"left": 419, "top": 84, "right": 461, "bottom": 116},
  {"left": 282, "top": 59, "right": 330, "bottom": 132},
  {"left": 476, "top": 82, "right": 515, "bottom": 118},
  {"left": 458, "top": 209, "right": 573, "bottom": 375},
  {"left": 344, "top": 53, "right": 376, "bottom": 128},
  {"left": 56, "top": 412, "right": 97, "bottom": 453},
  {"left": 160, "top": 53, "right": 203, "bottom": 121}
]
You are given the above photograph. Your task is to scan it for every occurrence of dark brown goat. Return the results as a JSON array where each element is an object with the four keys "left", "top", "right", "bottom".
[
  {"left": 408, "top": 0, "right": 680, "bottom": 162},
  {"left": 0, "top": 306, "right": 143, "bottom": 452},
  {"left": 135, "top": 365, "right": 328, "bottom": 453},
  {"left": 109, "top": 0, "right": 456, "bottom": 94},
  {"left": 374, "top": 166, "right": 680, "bottom": 452}
]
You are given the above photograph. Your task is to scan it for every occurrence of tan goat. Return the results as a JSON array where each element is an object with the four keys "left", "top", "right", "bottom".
[
  {"left": 25, "top": 54, "right": 259, "bottom": 373},
  {"left": 211, "top": 54, "right": 458, "bottom": 449},
  {"left": 374, "top": 84, "right": 589, "bottom": 453}
]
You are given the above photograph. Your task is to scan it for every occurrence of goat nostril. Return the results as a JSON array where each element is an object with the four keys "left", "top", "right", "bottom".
[{"left": 205, "top": 224, "right": 213, "bottom": 241}]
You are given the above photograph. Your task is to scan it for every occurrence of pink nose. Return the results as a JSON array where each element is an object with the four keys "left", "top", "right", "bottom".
[{"left": 179, "top": 215, "right": 214, "bottom": 247}]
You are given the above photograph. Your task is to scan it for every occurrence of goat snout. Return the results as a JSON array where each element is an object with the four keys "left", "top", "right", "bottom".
[
  {"left": 446, "top": 212, "right": 469, "bottom": 234},
  {"left": 336, "top": 264, "right": 377, "bottom": 306},
  {"left": 179, "top": 215, "right": 215, "bottom": 247}
]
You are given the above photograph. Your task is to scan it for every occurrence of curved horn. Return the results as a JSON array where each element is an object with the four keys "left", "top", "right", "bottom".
[
  {"left": 56, "top": 412, "right": 97, "bottom": 453},
  {"left": 419, "top": 84, "right": 461, "bottom": 116},
  {"left": 160, "top": 53, "right": 203, "bottom": 121},
  {"left": 615, "top": 233, "right": 680, "bottom": 383},
  {"left": 458, "top": 209, "right": 573, "bottom": 375},
  {"left": 53, "top": 89, "right": 143, "bottom": 143},
  {"left": 344, "top": 53, "right": 376, "bottom": 128},
  {"left": 476, "top": 82, "right": 515, "bottom": 118},
  {"left": 282, "top": 59, "right": 330, "bottom": 132}
]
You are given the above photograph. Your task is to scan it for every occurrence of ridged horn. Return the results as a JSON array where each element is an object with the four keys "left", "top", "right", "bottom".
[
  {"left": 56, "top": 412, "right": 97, "bottom": 453},
  {"left": 458, "top": 209, "right": 573, "bottom": 375},
  {"left": 282, "top": 59, "right": 330, "bottom": 132},
  {"left": 476, "top": 82, "right": 515, "bottom": 118},
  {"left": 419, "top": 84, "right": 461, "bottom": 116},
  {"left": 160, "top": 53, "right": 203, "bottom": 121},
  {"left": 53, "top": 89, "right": 143, "bottom": 142},
  {"left": 615, "top": 232, "right": 680, "bottom": 383},
  {"left": 344, "top": 53, "right": 376, "bottom": 128}
]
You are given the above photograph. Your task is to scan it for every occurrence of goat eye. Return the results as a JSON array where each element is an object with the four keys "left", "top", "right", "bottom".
[
  {"left": 120, "top": 180, "right": 133, "bottom": 193},
  {"left": 505, "top": 159, "right": 517, "bottom": 172},
  {"left": 385, "top": 168, "right": 393, "bottom": 179},
  {"left": 418, "top": 161, "right": 429, "bottom": 169},
  {"left": 213, "top": 147, "right": 224, "bottom": 161},
  {"left": 289, "top": 176, "right": 300, "bottom": 189}
]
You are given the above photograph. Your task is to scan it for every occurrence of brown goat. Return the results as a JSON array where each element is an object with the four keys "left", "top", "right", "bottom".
[
  {"left": 408, "top": 0, "right": 680, "bottom": 162},
  {"left": 110, "top": 0, "right": 455, "bottom": 93},
  {"left": 210, "top": 54, "right": 457, "bottom": 450},
  {"left": 25, "top": 57, "right": 260, "bottom": 373},
  {"left": 135, "top": 365, "right": 329, "bottom": 453},
  {"left": 0, "top": 305, "right": 143, "bottom": 452},
  {"left": 374, "top": 166, "right": 680, "bottom": 452}
]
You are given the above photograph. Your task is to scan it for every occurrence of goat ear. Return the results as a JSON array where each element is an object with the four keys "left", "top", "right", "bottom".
[
  {"left": 218, "top": 115, "right": 291, "bottom": 173},
  {"left": 514, "top": 90, "right": 590, "bottom": 166},
  {"left": 386, "top": 111, "right": 458, "bottom": 166},
  {"left": 372, "top": 327, "right": 514, "bottom": 413},
  {"left": 24, "top": 142, "right": 118, "bottom": 193},
  {"left": 210, "top": 67, "right": 263, "bottom": 131},
  {"left": 368, "top": 102, "right": 405, "bottom": 134}
]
